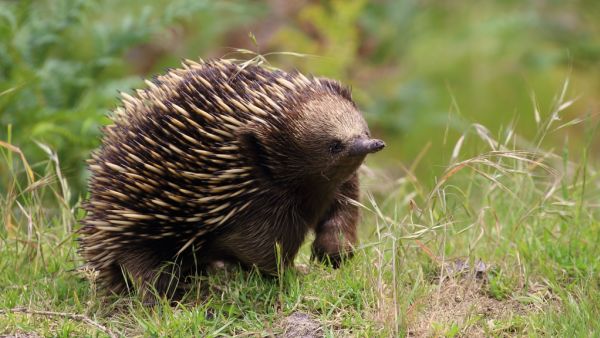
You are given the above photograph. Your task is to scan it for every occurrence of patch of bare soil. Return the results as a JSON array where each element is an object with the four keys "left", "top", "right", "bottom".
[
  {"left": 408, "top": 260, "right": 534, "bottom": 337},
  {"left": 278, "top": 312, "right": 323, "bottom": 338}
]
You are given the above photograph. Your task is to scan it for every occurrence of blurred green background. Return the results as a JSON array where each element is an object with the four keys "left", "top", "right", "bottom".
[{"left": 1, "top": 0, "right": 599, "bottom": 197}]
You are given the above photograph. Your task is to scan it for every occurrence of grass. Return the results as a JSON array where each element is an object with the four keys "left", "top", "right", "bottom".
[
  {"left": 1, "top": 0, "right": 599, "bottom": 336},
  {"left": 1, "top": 92, "right": 599, "bottom": 336}
]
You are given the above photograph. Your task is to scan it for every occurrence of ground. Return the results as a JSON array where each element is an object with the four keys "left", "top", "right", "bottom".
[{"left": 1, "top": 120, "right": 599, "bottom": 336}]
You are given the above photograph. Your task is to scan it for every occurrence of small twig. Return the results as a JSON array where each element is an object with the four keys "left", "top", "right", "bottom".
[{"left": 0, "top": 307, "right": 117, "bottom": 338}]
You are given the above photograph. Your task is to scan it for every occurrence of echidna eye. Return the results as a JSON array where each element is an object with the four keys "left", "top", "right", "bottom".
[{"left": 329, "top": 140, "right": 344, "bottom": 154}]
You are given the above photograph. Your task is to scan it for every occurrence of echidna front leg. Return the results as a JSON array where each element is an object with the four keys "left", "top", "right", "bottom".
[{"left": 312, "top": 173, "right": 359, "bottom": 268}]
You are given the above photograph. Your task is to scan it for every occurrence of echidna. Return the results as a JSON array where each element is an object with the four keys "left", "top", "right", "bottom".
[{"left": 79, "top": 59, "right": 385, "bottom": 298}]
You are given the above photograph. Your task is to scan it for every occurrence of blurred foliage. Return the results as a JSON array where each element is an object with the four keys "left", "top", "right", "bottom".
[
  {"left": 0, "top": 0, "right": 262, "bottom": 195},
  {"left": 1, "top": 0, "right": 599, "bottom": 197}
]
